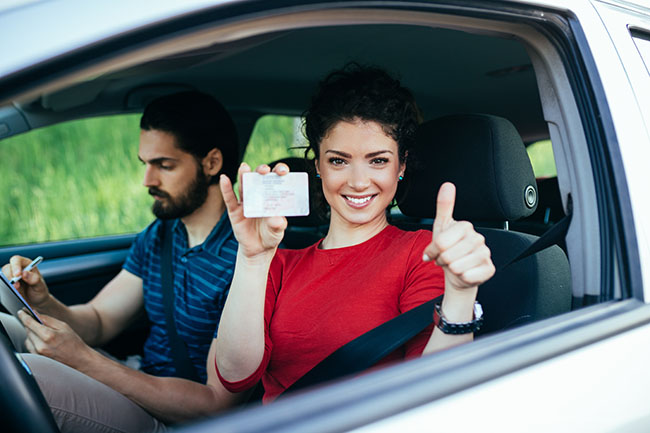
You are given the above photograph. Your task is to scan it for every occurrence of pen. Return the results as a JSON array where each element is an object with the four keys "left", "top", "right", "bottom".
[{"left": 9, "top": 256, "right": 43, "bottom": 284}]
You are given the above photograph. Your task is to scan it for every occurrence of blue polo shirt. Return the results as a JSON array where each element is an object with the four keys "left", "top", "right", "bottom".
[{"left": 123, "top": 213, "right": 237, "bottom": 382}]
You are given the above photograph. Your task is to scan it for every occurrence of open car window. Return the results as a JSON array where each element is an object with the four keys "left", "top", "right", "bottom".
[
  {"left": 0, "top": 114, "right": 151, "bottom": 247},
  {"left": 243, "top": 115, "right": 305, "bottom": 170}
]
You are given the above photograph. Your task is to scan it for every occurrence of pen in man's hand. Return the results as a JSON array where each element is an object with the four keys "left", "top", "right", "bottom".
[{"left": 9, "top": 256, "right": 43, "bottom": 284}]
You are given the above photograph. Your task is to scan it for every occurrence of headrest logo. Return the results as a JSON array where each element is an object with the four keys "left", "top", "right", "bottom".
[{"left": 525, "top": 185, "right": 537, "bottom": 208}]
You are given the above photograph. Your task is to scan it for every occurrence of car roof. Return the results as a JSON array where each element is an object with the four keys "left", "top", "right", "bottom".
[
  {"left": 598, "top": 0, "right": 650, "bottom": 14},
  {"left": 0, "top": 0, "right": 547, "bottom": 141}
]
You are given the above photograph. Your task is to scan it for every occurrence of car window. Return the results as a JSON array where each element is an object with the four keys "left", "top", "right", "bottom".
[
  {"left": 526, "top": 139, "right": 557, "bottom": 178},
  {"left": 0, "top": 114, "right": 152, "bottom": 247},
  {"left": 242, "top": 114, "right": 307, "bottom": 169}
]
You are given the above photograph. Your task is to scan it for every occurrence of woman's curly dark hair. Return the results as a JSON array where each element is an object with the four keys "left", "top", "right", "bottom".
[
  {"left": 302, "top": 64, "right": 422, "bottom": 218},
  {"left": 303, "top": 63, "right": 422, "bottom": 164}
]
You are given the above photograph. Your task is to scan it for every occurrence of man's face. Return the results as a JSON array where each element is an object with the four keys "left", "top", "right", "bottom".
[{"left": 139, "top": 129, "right": 210, "bottom": 220}]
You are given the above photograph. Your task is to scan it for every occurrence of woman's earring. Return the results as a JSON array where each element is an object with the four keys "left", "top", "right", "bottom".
[
  {"left": 316, "top": 173, "right": 321, "bottom": 179},
  {"left": 398, "top": 175, "right": 404, "bottom": 181}
]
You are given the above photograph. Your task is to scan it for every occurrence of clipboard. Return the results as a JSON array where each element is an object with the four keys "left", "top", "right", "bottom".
[{"left": 0, "top": 270, "right": 44, "bottom": 324}]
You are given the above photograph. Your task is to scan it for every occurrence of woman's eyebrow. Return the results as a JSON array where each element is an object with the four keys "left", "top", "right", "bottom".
[
  {"left": 365, "top": 150, "right": 394, "bottom": 158},
  {"left": 324, "top": 150, "right": 394, "bottom": 158},
  {"left": 325, "top": 150, "right": 352, "bottom": 158}
]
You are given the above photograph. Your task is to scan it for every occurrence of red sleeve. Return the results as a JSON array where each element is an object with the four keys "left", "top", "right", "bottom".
[
  {"left": 399, "top": 230, "right": 445, "bottom": 358},
  {"left": 215, "top": 252, "right": 283, "bottom": 392}
]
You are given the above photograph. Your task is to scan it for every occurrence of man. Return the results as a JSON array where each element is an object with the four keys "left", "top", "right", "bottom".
[{"left": 1, "top": 91, "right": 242, "bottom": 432}]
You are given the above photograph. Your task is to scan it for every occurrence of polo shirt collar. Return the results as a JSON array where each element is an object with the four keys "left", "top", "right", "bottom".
[{"left": 170, "top": 212, "right": 232, "bottom": 254}]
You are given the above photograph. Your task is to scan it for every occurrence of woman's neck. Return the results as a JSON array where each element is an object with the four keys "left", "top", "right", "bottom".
[{"left": 320, "top": 213, "right": 389, "bottom": 249}]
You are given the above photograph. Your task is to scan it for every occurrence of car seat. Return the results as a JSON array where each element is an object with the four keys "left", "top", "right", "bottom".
[
  {"left": 397, "top": 114, "right": 571, "bottom": 336},
  {"left": 511, "top": 176, "right": 567, "bottom": 252}
]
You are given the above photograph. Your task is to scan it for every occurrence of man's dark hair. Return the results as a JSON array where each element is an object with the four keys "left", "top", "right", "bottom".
[
  {"left": 140, "top": 91, "right": 239, "bottom": 183},
  {"left": 303, "top": 63, "right": 421, "bottom": 164}
]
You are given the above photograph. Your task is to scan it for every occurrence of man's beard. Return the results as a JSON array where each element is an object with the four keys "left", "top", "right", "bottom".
[{"left": 150, "top": 168, "right": 210, "bottom": 220}]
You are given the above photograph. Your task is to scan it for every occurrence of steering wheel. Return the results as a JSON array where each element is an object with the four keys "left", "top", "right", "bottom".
[{"left": 0, "top": 326, "right": 60, "bottom": 433}]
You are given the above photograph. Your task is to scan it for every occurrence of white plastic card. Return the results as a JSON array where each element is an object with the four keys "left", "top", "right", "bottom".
[{"left": 242, "top": 172, "right": 310, "bottom": 218}]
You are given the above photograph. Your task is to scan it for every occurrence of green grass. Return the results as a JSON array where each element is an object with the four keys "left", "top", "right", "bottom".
[
  {"left": 0, "top": 115, "right": 153, "bottom": 246},
  {"left": 526, "top": 139, "right": 557, "bottom": 178},
  {"left": 242, "top": 115, "right": 306, "bottom": 170}
]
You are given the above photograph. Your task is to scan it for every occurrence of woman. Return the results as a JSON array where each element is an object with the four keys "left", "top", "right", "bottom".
[{"left": 215, "top": 65, "right": 495, "bottom": 403}]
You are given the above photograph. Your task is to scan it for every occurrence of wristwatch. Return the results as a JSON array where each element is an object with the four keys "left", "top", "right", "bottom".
[{"left": 433, "top": 301, "right": 484, "bottom": 334}]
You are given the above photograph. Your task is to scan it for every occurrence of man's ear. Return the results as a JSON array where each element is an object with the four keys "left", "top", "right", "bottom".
[{"left": 202, "top": 148, "right": 223, "bottom": 177}]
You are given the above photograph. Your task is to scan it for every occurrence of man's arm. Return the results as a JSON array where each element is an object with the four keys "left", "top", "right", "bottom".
[
  {"left": 3, "top": 256, "right": 144, "bottom": 346},
  {"left": 82, "top": 339, "right": 243, "bottom": 422},
  {"left": 83, "top": 270, "right": 145, "bottom": 345},
  {"left": 19, "top": 310, "right": 241, "bottom": 423},
  {"left": 34, "top": 269, "right": 143, "bottom": 346}
]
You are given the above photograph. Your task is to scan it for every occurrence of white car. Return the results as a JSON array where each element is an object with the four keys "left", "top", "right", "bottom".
[{"left": 0, "top": 0, "right": 649, "bottom": 432}]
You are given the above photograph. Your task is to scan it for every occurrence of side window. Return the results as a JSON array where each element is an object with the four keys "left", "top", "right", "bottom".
[
  {"left": 526, "top": 139, "right": 557, "bottom": 178},
  {"left": 0, "top": 115, "right": 152, "bottom": 247},
  {"left": 518, "top": 139, "right": 562, "bottom": 234},
  {"left": 242, "top": 115, "right": 306, "bottom": 169}
]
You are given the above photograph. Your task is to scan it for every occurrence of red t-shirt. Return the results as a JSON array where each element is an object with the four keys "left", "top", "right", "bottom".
[{"left": 217, "top": 225, "right": 444, "bottom": 402}]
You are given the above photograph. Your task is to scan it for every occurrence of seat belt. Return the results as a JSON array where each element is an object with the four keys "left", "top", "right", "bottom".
[
  {"left": 288, "top": 294, "right": 443, "bottom": 393},
  {"left": 161, "top": 220, "right": 201, "bottom": 382},
  {"left": 501, "top": 209, "right": 572, "bottom": 269},
  {"left": 285, "top": 208, "right": 573, "bottom": 394}
]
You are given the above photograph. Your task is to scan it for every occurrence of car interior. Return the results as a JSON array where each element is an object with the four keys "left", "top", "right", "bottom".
[{"left": 0, "top": 3, "right": 630, "bottom": 431}]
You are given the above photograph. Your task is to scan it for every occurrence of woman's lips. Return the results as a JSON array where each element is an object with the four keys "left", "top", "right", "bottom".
[{"left": 343, "top": 194, "right": 376, "bottom": 208}]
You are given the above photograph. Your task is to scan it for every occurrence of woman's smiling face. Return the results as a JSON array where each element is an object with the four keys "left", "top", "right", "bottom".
[{"left": 316, "top": 119, "right": 405, "bottom": 230}]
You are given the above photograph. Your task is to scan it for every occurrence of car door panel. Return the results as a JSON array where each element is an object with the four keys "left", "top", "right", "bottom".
[
  {"left": 0, "top": 235, "right": 134, "bottom": 304},
  {"left": 0, "top": 234, "right": 149, "bottom": 358}
]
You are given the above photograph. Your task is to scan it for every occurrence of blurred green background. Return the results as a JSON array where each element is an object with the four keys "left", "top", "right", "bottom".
[
  {"left": 1, "top": 115, "right": 150, "bottom": 246},
  {"left": 0, "top": 114, "right": 555, "bottom": 246}
]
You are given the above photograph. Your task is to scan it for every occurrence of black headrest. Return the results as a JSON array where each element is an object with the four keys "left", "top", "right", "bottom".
[
  {"left": 270, "top": 157, "right": 329, "bottom": 227},
  {"left": 398, "top": 114, "right": 538, "bottom": 221}
]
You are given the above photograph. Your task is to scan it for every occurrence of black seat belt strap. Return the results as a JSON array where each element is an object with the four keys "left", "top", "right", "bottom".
[
  {"left": 500, "top": 212, "right": 572, "bottom": 269},
  {"left": 161, "top": 220, "right": 201, "bottom": 382},
  {"left": 285, "top": 206, "right": 573, "bottom": 394},
  {"left": 288, "top": 295, "right": 443, "bottom": 392}
]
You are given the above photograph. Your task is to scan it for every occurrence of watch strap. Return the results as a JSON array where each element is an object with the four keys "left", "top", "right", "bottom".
[{"left": 433, "top": 301, "right": 484, "bottom": 334}]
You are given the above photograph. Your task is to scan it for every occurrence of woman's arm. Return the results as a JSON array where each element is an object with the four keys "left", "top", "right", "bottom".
[
  {"left": 215, "top": 163, "right": 288, "bottom": 383},
  {"left": 215, "top": 249, "right": 274, "bottom": 381},
  {"left": 421, "top": 183, "right": 495, "bottom": 355}
]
